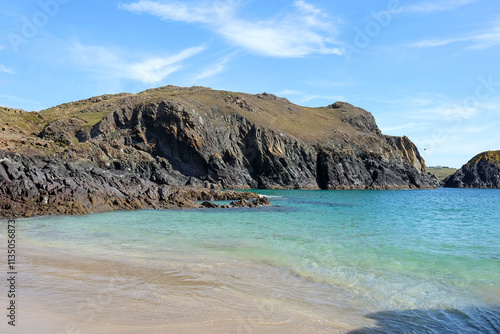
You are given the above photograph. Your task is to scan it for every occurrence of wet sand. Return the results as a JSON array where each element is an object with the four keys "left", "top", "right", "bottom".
[{"left": 12, "top": 243, "right": 359, "bottom": 333}]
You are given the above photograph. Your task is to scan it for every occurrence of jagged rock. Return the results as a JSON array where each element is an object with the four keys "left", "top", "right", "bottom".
[
  {"left": 201, "top": 201, "right": 219, "bottom": 208},
  {"left": 249, "top": 196, "right": 271, "bottom": 207},
  {"left": 230, "top": 199, "right": 248, "bottom": 207},
  {"left": 0, "top": 151, "right": 268, "bottom": 218},
  {"left": 85, "top": 95, "right": 435, "bottom": 190},
  {"left": 443, "top": 150, "right": 500, "bottom": 188},
  {"left": 38, "top": 118, "right": 89, "bottom": 145}
]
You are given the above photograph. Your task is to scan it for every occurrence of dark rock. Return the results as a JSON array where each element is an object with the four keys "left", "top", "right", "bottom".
[
  {"left": 38, "top": 118, "right": 88, "bottom": 146},
  {"left": 201, "top": 201, "right": 219, "bottom": 208},
  {"left": 0, "top": 149, "right": 266, "bottom": 218},
  {"left": 249, "top": 196, "right": 271, "bottom": 207},
  {"left": 443, "top": 150, "right": 500, "bottom": 188},
  {"left": 230, "top": 199, "right": 248, "bottom": 207}
]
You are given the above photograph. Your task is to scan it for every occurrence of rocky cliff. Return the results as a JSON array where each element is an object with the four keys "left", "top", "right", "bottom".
[
  {"left": 443, "top": 150, "right": 500, "bottom": 188},
  {"left": 0, "top": 86, "right": 437, "bottom": 218}
]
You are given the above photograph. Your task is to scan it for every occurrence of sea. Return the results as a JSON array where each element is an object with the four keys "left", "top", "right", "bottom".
[{"left": 11, "top": 188, "right": 500, "bottom": 333}]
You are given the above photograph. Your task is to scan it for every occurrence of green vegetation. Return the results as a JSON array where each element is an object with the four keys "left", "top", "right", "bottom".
[
  {"left": 0, "top": 107, "right": 44, "bottom": 133},
  {"left": 2, "top": 85, "right": 383, "bottom": 149},
  {"left": 480, "top": 150, "right": 500, "bottom": 163},
  {"left": 73, "top": 110, "right": 113, "bottom": 126},
  {"left": 467, "top": 150, "right": 500, "bottom": 166},
  {"left": 427, "top": 167, "right": 458, "bottom": 181},
  {"left": 39, "top": 93, "right": 133, "bottom": 126}
]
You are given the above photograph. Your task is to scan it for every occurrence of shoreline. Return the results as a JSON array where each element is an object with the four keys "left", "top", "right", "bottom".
[
  {"left": 0, "top": 186, "right": 271, "bottom": 219},
  {"left": 2, "top": 185, "right": 445, "bottom": 220},
  {"left": 16, "top": 240, "right": 355, "bottom": 334}
]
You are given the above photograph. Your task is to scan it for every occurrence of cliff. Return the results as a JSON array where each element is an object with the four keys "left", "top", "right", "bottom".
[
  {"left": 443, "top": 150, "right": 500, "bottom": 188},
  {"left": 0, "top": 86, "right": 437, "bottom": 218}
]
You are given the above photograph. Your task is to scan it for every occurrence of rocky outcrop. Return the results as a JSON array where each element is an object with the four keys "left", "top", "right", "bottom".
[
  {"left": 443, "top": 151, "right": 500, "bottom": 188},
  {"left": 38, "top": 118, "right": 89, "bottom": 145},
  {"left": 0, "top": 151, "right": 267, "bottom": 219},
  {"left": 0, "top": 86, "right": 438, "bottom": 218},
  {"left": 329, "top": 101, "right": 381, "bottom": 135},
  {"left": 84, "top": 96, "right": 436, "bottom": 190},
  {"left": 385, "top": 135, "right": 425, "bottom": 172}
]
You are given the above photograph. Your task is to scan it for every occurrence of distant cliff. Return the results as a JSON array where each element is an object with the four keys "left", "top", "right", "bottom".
[
  {"left": 0, "top": 86, "right": 437, "bottom": 217},
  {"left": 443, "top": 151, "right": 500, "bottom": 188}
]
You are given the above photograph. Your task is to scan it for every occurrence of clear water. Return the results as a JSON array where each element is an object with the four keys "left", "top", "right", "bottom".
[{"left": 15, "top": 188, "right": 500, "bottom": 332}]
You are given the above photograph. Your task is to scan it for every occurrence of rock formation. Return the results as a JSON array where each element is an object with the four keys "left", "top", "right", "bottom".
[
  {"left": 443, "top": 150, "right": 500, "bottom": 188},
  {"left": 0, "top": 86, "right": 438, "bottom": 218}
]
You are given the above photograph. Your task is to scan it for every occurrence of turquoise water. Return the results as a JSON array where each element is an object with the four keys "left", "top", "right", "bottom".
[{"left": 17, "top": 188, "right": 500, "bottom": 332}]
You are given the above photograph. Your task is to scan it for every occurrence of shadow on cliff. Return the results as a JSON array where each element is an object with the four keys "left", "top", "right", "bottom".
[{"left": 348, "top": 305, "right": 500, "bottom": 334}]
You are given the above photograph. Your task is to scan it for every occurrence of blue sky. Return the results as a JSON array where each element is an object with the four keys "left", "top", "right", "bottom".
[{"left": 1, "top": 0, "right": 499, "bottom": 167}]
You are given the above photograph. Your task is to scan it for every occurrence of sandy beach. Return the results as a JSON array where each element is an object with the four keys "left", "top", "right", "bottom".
[{"left": 13, "top": 242, "right": 355, "bottom": 334}]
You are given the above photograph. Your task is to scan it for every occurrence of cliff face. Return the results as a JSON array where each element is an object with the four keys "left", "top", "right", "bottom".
[
  {"left": 443, "top": 151, "right": 500, "bottom": 188},
  {"left": 83, "top": 90, "right": 435, "bottom": 190},
  {"left": 0, "top": 149, "right": 268, "bottom": 218},
  {"left": 0, "top": 86, "right": 437, "bottom": 217}
]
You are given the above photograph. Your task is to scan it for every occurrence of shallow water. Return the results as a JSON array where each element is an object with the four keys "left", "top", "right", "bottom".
[{"left": 8, "top": 188, "right": 500, "bottom": 333}]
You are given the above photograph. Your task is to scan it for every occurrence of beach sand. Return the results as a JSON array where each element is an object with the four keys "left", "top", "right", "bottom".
[{"left": 12, "top": 243, "right": 359, "bottom": 333}]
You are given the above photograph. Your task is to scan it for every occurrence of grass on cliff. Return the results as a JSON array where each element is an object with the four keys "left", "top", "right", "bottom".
[
  {"left": 469, "top": 150, "right": 500, "bottom": 166},
  {"left": 427, "top": 167, "right": 457, "bottom": 181},
  {"left": 0, "top": 107, "right": 44, "bottom": 133},
  {"left": 9, "top": 86, "right": 374, "bottom": 143},
  {"left": 135, "top": 86, "right": 354, "bottom": 142},
  {"left": 39, "top": 93, "right": 133, "bottom": 126}
]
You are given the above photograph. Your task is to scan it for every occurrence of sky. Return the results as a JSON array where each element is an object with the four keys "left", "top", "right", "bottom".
[{"left": 0, "top": 0, "right": 499, "bottom": 168}]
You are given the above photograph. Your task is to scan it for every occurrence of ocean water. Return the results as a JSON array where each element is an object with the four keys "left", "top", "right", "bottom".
[{"left": 15, "top": 188, "right": 500, "bottom": 333}]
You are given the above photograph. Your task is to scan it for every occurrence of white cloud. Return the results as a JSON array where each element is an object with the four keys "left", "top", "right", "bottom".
[
  {"left": 411, "top": 37, "right": 469, "bottom": 48},
  {"left": 194, "top": 53, "right": 235, "bottom": 80},
  {"left": 367, "top": 91, "right": 499, "bottom": 168},
  {"left": 0, "top": 94, "right": 43, "bottom": 111},
  {"left": 461, "top": 125, "right": 492, "bottom": 133},
  {"left": 367, "top": 93, "right": 447, "bottom": 108},
  {"left": 467, "top": 24, "right": 500, "bottom": 49},
  {"left": 277, "top": 89, "right": 302, "bottom": 96},
  {"left": 380, "top": 122, "right": 432, "bottom": 133},
  {"left": 70, "top": 42, "right": 205, "bottom": 84},
  {"left": 121, "top": 0, "right": 342, "bottom": 57},
  {"left": 400, "top": 101, "right": 482, "bottom": 121},
  {"left": 0, "top": 65, "right": 14, "bottom": 74},
  {"left": 401, "top": 0, "right": 477, "bottom": 13},
  {"left": 120, "top": 0, "right": 228, "bottom": 23},
  {"left": 194, "top": 63, "right": 225, "bottom": 80},
  {"left": 410, "top": 21, "right": 500, "bottom": 50},
  {"left": 277, "top": 89, "right": 345, "bottom": 104}
]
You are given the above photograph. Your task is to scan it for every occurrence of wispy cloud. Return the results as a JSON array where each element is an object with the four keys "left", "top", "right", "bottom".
[
  {"left": 70, "top": 41, "right": 205, "bottom": 84},
  {"left": 380, "top": 122, "right": 433, "bottom": 133},
  {"left": 406, "top": 102, "right": 482, "bottom": 120},
  {"left": 0, "top": 94, "right": 43, "bottom": 111},
  {"left": 401, "top": 0, "right": 477, "bottom": 13},
  {"left": 0, "top": 65, "right": 14, "bottom": 74},
  {"left": 121, "top": 0, "right": 342, "bottom": 57},
  {"left": 194, "top": 52, "right": 235, "bottom": 80},
  {"left": 370, "top": 92, "right": 499, "bottom": 167},
  {"left": 367, "top": 93, "right": 447, "bottom": 108},
  {"left": 410, "top": 21, "right": 500, "bottom": 49},
  {"left": 411, "top": 37, "right": 468, "bottom": 48},
  {"left": 277, "top": 89, "right": 346, "bottom": 104},
  {"left": 461, "top": 125, "right": 492, "bottom": 133}
]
